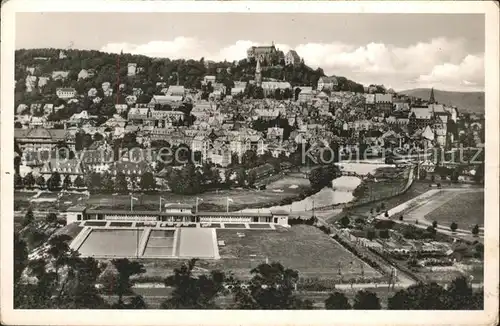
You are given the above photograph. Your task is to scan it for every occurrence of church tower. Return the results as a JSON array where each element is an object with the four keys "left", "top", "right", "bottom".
[
  {"left": 255, "top": 59, "right": 262, "bottom": 87},
  {"left": 429, "top": 87, "right": 435, "bottom": 104}
]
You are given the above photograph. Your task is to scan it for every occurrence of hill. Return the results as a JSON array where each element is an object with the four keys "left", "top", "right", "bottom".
[
  {"left": 14, "top": 48, "right": 365, "bottom": 104},
  {"left": 398, "top": 88, "right": 484, "bottom": 113}
]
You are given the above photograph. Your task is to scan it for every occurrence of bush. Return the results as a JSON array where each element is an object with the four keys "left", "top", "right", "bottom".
[
  {"left": 471, "top": 224, "right": 479, "bottom": 236},
  {"left": 366, "top": 230, "right": 376, "bottom": 240},
  {"left": 379, "top": 229, "right": 390, "bottom": 239},
  {"left": 46, "top": 213, "right": 57, "bottom": 224}
]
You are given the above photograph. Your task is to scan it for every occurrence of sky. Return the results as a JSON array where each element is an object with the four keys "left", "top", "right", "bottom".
[{"left": 15, "top": 13, "right": 485, "bottom": 92}]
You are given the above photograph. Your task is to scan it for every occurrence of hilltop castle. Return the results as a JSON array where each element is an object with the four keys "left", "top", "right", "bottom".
[{"left": 246, "top": 42, "right": 277, "bottom": 62}]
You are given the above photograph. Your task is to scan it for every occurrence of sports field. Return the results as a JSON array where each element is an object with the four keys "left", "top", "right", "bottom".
[
  {"left": 424, "top": 191, "right": 484, "bottom": 229},
  {"left": 77, "top": 229, "right": 143, "bottom": 258},
  {"left": 214, "top": 225, "right": 381, "bottom": 280}
]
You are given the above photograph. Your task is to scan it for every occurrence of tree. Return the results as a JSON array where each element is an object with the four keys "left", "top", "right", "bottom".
[
  {"left": 46, "top": 212, "right": 58, "bottom": 224},
  {"left": 379, "top": 229, "right": 390, "bottom": 239},
  {"left": 325, "top": 291, "right": 351, "bottom": 309},
  {"left": 254, "top": 86, "right": 264, "bottom": 99},
  {"left": 426, "top": 226, "right": 437, "bottom": 236},
  {"left": 35, "top": 175, "right": 46, "bottom": 189},
  {"left": 85, "top": 172, "right": 102, "bottom": 193},
  {"left": 450, "top": 222, "right": 458, "bottom": 233},
  {"left": 352, "top": 290, "right": 381, "bottom": 309},
  {"left": 114, "top": 173, "right": 129, "bottom": 193},
  {"left": 471, "top": 224, "right": 480, "bottom": 236},
  {"left": 432, "top": 220, "right": 438, "bottom": 228},
  {"left": 246, "top": 169, "right": 257, "bottom": 188},
  {"left": 111, "top": 259, "right": 146, "bottom": 305},
  {"left": 168, "top": 163, "right": 202, "bottom": 195},
  {"left": 47, "top": 172, "right": 62, "bottom": 191},
  {"left": 232, "top": 262, "right": 312, "bottom": 309},
  {"left": 100, "top": 172, "right": 114, "bottom": 193},
  {"left": 366, "top": 229, "right": 376, "bottom": 241},
  {"left": 14, "top": 233, "right": 28, "bottom": 284},
  {"left": 388, "top": 282, "right": 449, "bottom": 309},
  {"left": 74, "top": 175, "right": 85, "bottom": 189},
  {"left": 15, "top": 234, "right": 107, "bottom": 309},
  {"left": 161, "top": 259, "right": 226, "bottom": 309},
  {"left": 446, "top": 276, "right": 478, "bottom": 309},
  {"left": 23, "top": 209, "right": 34, "bottom": 227},
  {"left": 308, "top": 165, "right": 341, "bottom": 190},
  {"left": 62, "top": 175, "right": 72, "bottom": 190},
  {"left": 419, "top": 168, "right": 427, "bottom": 180},
  {"left": 242, "top": 150, "right": 258, "bottom": 169},
  {"left": 139, "top": 171, "right": 156, "bottom": 191},
  {"left": 14, "top": 173, "right": 24, "bottom": 189},
  {"left": 340, "top": 215, "right": 350, "bottom": 228}
]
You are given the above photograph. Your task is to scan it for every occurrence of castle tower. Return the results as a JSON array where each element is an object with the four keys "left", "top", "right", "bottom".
[
  {"left": 429, "top": 87, "right": 435, "bottom": 104},
  {"left": 255, "top": 59, "right": 262, "bottom": 87}
]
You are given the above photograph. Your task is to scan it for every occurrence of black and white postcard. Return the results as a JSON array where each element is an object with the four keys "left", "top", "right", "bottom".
[{"left": 1, "top": 1, "right": 498, "bottom": 325}]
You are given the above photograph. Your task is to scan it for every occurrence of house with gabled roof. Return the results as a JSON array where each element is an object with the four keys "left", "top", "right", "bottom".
[
  {"left": 51, "top": 71, "right": 69, "bottom": 81},
  {"left": 166, "top": 85, "right": 185, "bottom": 97},
  {"left": 37, "top": 76, "right": 49, "bottom": 88},
  {"left": 78, "top": 69, "right": 95, "bottom": 80},
  {"left": 317, "top": 76, "right": 338, "bottom": 91}
]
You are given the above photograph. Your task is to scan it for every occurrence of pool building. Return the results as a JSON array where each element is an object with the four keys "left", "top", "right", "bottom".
[{"left": 66, "top": 203, "right": 290, "bottom": 226}]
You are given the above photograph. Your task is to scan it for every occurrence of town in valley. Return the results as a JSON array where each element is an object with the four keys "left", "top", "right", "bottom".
[{"left": 13, "top": 21, "right": 486, "bottom": 310}]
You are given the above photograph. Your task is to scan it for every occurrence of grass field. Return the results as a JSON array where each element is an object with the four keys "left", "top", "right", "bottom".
[
  {"left": 85, "top": 184, "right": 310, "bottom": 212},
  {"left": 136, "top": 225, "right": 382, "bottom": 282},
  {"left": 213, "top": 225, "right": 381, "bottom": 280},
  {"left": 14, "top": 191, "right": 87, "bottom": 211},
  {"left": 424, "top": 191, "right": 484, "bottom": 229}
]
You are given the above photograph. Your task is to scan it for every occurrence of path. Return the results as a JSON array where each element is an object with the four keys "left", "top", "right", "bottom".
[{"left": 315, "top": 213, "right": 417, "bottom": 287}]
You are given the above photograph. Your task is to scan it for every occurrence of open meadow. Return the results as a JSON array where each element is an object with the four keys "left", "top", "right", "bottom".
[{"left": 85, "top": 180, "right": 311, "bottom": 212}]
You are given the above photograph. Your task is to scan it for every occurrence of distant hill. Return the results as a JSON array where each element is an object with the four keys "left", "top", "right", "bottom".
[
  {"left": 14, "top": 48, "right": 365, "bottom": 95},
  {"left": 398, "top": 88, "right": 484, "bottom": 113}
]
